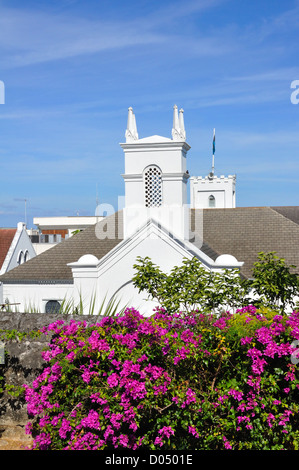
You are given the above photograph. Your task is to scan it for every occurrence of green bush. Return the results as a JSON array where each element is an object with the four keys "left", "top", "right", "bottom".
[
  {"left": 132, "top": 253, "right": 299, "bottom": 314},
  {"left": 248, "top": 252, "right": 299, "bottom": 312},
  {"left": 132, "top": 256, "right": 248, "bottom": 314}
]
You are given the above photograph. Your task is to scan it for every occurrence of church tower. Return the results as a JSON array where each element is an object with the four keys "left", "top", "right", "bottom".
[
  {"left": 120, "top": 106, "right": 190, "bottom": 240},
  {"left": 190, "top": 173, "right": 236, "bottom": 209}
]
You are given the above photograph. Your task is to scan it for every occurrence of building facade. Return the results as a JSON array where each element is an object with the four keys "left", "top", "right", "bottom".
[
  {"left": 0, "top": 106, "right": 243, "bottom": 314},
  {"left": 1, "top": 106, "right": 299, "bottom": 315}
]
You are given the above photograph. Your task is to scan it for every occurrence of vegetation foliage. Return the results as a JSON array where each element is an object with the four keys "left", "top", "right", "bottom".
[
  {"left": 132, "top": 252, "right": 299, "bottom": 314},
  {"left": 1, "top": 251, "right": 299, "bottom": 450},
  {"left": 23, "top": 306, "right": 299, "bottom": 450}
]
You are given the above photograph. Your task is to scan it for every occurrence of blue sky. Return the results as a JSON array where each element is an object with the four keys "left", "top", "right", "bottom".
[{"left": 0, "top": 0, "right": 299, "bottom": 228}]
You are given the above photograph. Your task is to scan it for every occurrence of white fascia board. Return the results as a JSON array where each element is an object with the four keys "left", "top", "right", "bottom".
[
  {"left": 121, "top": 174, "right": 143, "bottom": 181},
  {"left": 120, "top": 141, "right": 191, "bottom": 153},
  {"left": 33, "top": 216, "right": 103, "bottom": 230},
  {"left": 121, "top": 173, "right": 189, "bottom": 181}
]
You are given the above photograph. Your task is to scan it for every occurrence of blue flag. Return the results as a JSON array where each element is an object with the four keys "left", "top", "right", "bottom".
[{"left": 213, "top": 128, "right": 215, "bottom": 155}]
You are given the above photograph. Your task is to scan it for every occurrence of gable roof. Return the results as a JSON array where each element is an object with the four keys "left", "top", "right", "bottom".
[
  {"left": 0, "top": 229, "right": 17, "bottom": 270},
  {"left": 0, "top": 213, "right": 123, "bottom": 283},
  {"left": 1, "top": 206, "right": 298, "bottom": 283}
]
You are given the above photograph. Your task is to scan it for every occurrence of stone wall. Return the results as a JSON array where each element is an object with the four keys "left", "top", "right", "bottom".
[{"left": 0, "top": 312, "right": 103, "bottom": 450}]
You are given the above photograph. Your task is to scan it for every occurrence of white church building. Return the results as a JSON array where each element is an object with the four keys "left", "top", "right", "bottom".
[{"left": 1, "top": 106, "right": 299, "bottom": 315}]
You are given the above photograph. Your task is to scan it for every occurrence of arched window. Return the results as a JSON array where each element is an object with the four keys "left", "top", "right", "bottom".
[
  {"left": 45, "top": 300, "right": 61, "bottom": 314},
  {"left": 208, "top": 195, "right": 216, "bottom": 208},
  {"left": 144, "top": 165, "right": 162, "bottom": 207},
  {"left": 17, "top": 251, "right": 24, "bottom": 265},
  {"left": 24, "top": 250, "right": 30, "bottom": 262}
]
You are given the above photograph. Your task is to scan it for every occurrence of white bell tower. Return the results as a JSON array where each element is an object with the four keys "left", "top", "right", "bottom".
[{"left": 120, "top": 106, "right": 191, "bottom": 240}]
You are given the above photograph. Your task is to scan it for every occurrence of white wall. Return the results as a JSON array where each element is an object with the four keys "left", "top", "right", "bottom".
[
  {"left": 2, "top": 282, "right": 74, "bottom": 312},
  {"left": 190, "top": 175, "right": 236, "bottom": 209},
  {"left": 71, "top": 226, "right": 193, "bottom": 316}
]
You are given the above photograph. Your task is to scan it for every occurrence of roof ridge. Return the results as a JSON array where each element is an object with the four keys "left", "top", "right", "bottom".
[{"left": 270, "top": 206, "right": 299, "bottom": 227}]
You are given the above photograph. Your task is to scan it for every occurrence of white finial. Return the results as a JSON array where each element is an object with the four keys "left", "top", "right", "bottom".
[
  {"left": 172, "top": 105, "right": 186, "bottom": 141},
  {"left": 132, "top": 112, "right": 138, "bottom": 140},
  {"left": 172, "top": 105, "right": 181, "bottom": 141},
  {"left": 125, "top": 107, "right": 138, "bottom": 142},
  {"left": 179, "top": 108, "right": 186, "bottom": 140}
]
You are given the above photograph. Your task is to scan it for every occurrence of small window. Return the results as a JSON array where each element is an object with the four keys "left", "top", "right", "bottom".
[
  {"left": 17, "top": 251, "right": 24, "bottom": 265},
  {"left": 208, "top": 195, "right": 216, "bottom": 208},
  {"left": 45, "top": 300, "right": 61, "bottom": 314},
  {"left": 24, "top": 250, "right": 30, "bottom": 262}
]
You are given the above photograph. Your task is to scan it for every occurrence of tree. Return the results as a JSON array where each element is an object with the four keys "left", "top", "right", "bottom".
[
  {"left": 248, "top": 251, "right": 299, "bottom": 313},
  {"left": 132, "top": 256, "right": 247, "bottom": 314}
]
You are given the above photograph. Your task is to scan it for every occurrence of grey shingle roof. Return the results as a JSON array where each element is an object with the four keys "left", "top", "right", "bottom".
[
  {"left": 271, "top": 206, "right": 299, "bottom": 226},
  {"left": 198, "top": 207, "right": 299, "bottom": 278},
  {"left": 1, "top": 207, "right": 298, "bottom": 283},
  {"left": 0, "top": 212, "right": 123, "bottom": 283}
]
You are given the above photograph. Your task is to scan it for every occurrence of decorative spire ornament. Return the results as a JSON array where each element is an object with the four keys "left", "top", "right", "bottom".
[
  {"left": 125, "top": 107, "right": 138, "bottom": 142},
  {"left": 172, "top": 105, "right": 186, "bottom": 141},
  {"left": 179, "top": 108, "right": 186, "bottom": 140},
  {"left": 172, "top": 105, "right": 181, "bottom": 140}
]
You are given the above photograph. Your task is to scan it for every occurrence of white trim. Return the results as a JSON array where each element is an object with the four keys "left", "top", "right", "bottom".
[
  {"left": 0, "top": 230, "right": 21, "bottom": 274},
  {"left": 120, "top": 140, "right": 191, "bottom": 153}
]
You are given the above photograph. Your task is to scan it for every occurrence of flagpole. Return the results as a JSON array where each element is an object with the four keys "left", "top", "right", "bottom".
[{"left": 212, "top": 128, "right": 215, "bottom": 175}]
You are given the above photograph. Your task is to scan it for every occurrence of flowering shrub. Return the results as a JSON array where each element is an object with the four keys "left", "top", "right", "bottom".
[{"left": 24, "top": 306, "right": 299, "bottom": 450}]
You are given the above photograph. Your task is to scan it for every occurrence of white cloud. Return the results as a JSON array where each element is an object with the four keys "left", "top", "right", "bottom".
[
  {"left": 0, "top": 0, "right": 233, "bottom": 68},
  {"left": 0, "top": 7, "right": 164, "bottom": 68}
]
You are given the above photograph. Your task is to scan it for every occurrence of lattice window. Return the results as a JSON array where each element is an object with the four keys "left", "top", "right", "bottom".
[{"left": 144, "top": 166, "right": 162, "bottom": 207}]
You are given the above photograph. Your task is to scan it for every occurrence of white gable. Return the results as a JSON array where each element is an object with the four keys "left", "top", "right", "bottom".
[
  {"left": 68, "top": 218, "right": 243, "bottom": 315},
  {"left": 137, "top": 135, "right": 173, "bottom": 144},
  {"left": 0, "top": 223, "right": 36, "bottom": 275}
]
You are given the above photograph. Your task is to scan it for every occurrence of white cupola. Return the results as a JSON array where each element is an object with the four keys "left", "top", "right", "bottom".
[{"left": 120, "top": 106, "right": 191, "bottom": 240}]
